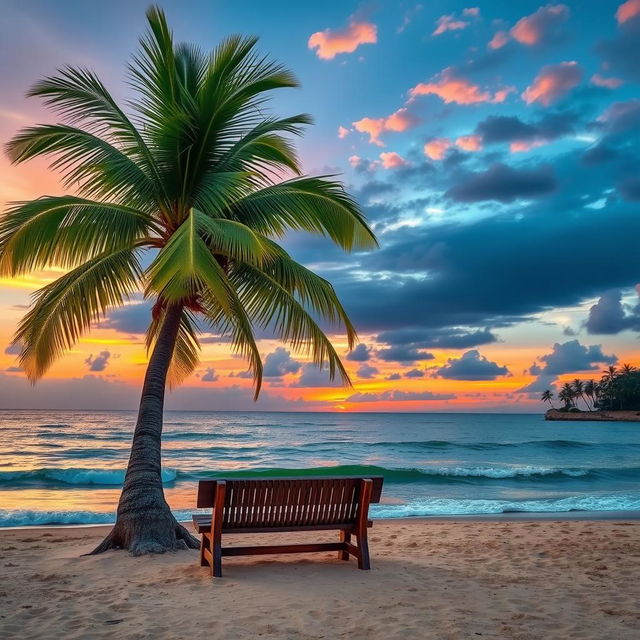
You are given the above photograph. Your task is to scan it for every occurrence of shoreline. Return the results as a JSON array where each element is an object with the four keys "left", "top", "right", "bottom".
[
  {"left": 2, "top": 509, "right": 640, "bottom": 532},
  {"left": 545, "top": 408, "right": 640, "bottom": 422},
  {"left": 1, "top": 518, "right": 638, "bottom": 638}
]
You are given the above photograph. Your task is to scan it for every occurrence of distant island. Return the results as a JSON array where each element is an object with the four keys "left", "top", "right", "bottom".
[
  {"left": 541, "top": 364, "right": 640, "bottom": 421},
  {"left": 545, "top": 409, "right": 640, "bottom": 422}
]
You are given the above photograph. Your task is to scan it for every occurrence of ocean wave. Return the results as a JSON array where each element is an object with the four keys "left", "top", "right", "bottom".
[
  {"left": 0, "top": 467, "right": 178, "bottom": 486},
  {"left": 189, "top": 463, "right": 627, "bottom": 483},
  {"left": 372, "top": 493, "right": 640, "bottom": 517}
]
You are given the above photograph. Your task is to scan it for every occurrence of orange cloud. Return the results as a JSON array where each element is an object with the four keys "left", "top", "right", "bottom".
[
  {"left": 488, "top": 30, "right": 509, "bottom": 49},
  {"left": 591, "top": 73, "right": 623, "bottom": 89},
  {"left": 616, "top": 0, "right": 640, "bottom": 23},
  {"left": 338, "top": 125, "right": 350, "bottom": 139},
  {"left": 308, "top": 16, "right": 377, "bottom": 60},
  {"left": 522, "top": 61, "right": 582, "bottom": 106},
  {"left": 455, "top": 135, "right": 482, "bottom": 152},
  {"left": 348, "top": 155, "right": 362, "bottom": 168},
  {"left": 424, "top": 138, "right": 451, "bottom": 160},
  {"left": 379, "top": 152, "right": 408, "bottom": 169},
  {"left": 409, "top": 68, "right": 509, "bottom": 105},
  {"left": 352, "top": 107, "right": 418, "bottom": 146},
  {"left": 510, "top": 4, "right": 570, "bottom": 46}
]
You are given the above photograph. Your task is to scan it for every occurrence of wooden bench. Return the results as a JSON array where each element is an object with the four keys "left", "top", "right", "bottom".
[{"left": 192, "top": 476, "right": 383, "bottom": 577}]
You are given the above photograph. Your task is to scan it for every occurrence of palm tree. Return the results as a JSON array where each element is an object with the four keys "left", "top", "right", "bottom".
[
  {"left": 0, "top": 7, "right": 377, "bottom": 554},
  {"left": 559, "top": 382, "right": 576, "bottom": 409},
  {"left": 621, "top": 363, "right": 636, "bottom": 375},
  {"left": 602, "top": 365, "right": 618, "bottom": 382},
  {"left": 540, "top": 389, "right": 554, "bottom": 408},
  {"left": 584, "top": 379, "right": 596, "bottom": 411},
  {"left": 571, "top": 378, "right": 588, "bottom": 410}
]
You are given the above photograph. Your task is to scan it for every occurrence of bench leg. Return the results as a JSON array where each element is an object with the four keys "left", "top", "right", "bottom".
[
  {"left": 356, "top": 531, "right": 371, "bottom": 570},
  {"left": 199, "top": 534, "right": 208, "bottom": 567},
  {"left": 212, "top": 543, "right": 222, "bottom": 578},
  {"left": 338, "top": 530, "right": 351, "bottom": 561}
]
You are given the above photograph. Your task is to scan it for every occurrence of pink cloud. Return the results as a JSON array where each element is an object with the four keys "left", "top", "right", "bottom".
[
  {"left": 616, "top": 0, "right": 640, "bottom": 24},
  {"left": 488, "top": 30, "right": 509, "bottom": 49},
  {"left": 308, "top": 16, "right": 377, "bottom": 60},
  {"left": 352, "top": 107, "right": 418, "bottom": 146},
  {"left": 338, "top": 125, "right": 350, "bottom": 139},
  {"left": 455, "top": 135, "right": 482, "bottom": 152},
  {"left": 410, "top": 68, "right": 509, "bottom": 105},
  {"left": 424, "top": 138, "right": 452, "bottom": 160},
  {"left": 433, "top": 14, "right": 469, "bottom": 36},
  {"left": 521, "top": 61, "right": 582, "bottom": 106},
  {"left": 379, "top": 152, "right": 409, "bottom": 169},
  {"left": 492, "top": 86, "right": 516, "bottom": 103},
  {"left": 348, "top": 155, "right": 362, "bottom": 168},
  {"left": 591, "top": 73, "right": 624, "bottom": 89},
  {"left": 509, "top": 139, "right": 546, "bottom": 153},
  {"left": 510, "top": 4, "right": 570, "bottom": 46},
  {"left": 463, "top": 7, "right": 480, "bottom": 17}
]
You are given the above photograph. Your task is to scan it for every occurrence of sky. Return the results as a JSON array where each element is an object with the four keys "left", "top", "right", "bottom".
[{"left": 1, "top": 0, "right": 639, "bottom": 412}]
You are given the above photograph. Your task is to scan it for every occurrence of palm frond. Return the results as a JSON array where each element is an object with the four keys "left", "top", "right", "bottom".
[
  {"left": 228, "top": 176, "right": 378, "bottom": 251},
  {"left": 0, "top": 196, "right": 156, "bottom": 275},
  {"left": 230, "top": 264, "right": 351, "bottom": 386},
  {"left": 15, "top": 249, "right": 142, "bottom": 380}
]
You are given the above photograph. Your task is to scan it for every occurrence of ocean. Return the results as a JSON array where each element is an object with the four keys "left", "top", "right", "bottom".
[{"left": 1, "top": 410, "right": 639, "bottom": 527}]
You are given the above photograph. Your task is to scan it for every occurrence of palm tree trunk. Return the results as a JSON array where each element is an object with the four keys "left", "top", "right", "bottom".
[{"left": 91, "top": 304, "right": 199, "bottom": 555}]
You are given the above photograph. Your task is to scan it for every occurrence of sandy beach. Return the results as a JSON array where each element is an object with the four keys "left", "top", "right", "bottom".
[{"left": 1, "top": 518, "right": 638, "bottom": 639}]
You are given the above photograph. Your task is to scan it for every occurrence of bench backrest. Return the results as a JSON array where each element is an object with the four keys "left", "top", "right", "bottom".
[{"left": 196, "top": 476, "right": 383, "bottom": 529}]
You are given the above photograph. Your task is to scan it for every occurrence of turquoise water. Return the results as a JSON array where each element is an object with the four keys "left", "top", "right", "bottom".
[{"left": 1, "top": 410, "right": 639, "bottom": 526}]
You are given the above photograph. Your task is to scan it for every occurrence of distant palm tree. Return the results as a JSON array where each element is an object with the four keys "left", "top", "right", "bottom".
[
  {"left": 572, "top": 378, "right": 588, "bottom": 410},
  {"left": 602, "top": 365, "right": 618, "bottom": 382},
  {"left": 584, "top": 379, "right": 596, "bottom": 411},
  {"left": 621, "top": 363, "right": 636, "bottom": 375},
  {"left": 559, "top": 382, "right": 576, "bottom": 409},
  {"left": 0, "top": 7, "right": 376, "bottom": 554},
  {"left": 541, "top": 389, "right": 555, "bottom": 408}
]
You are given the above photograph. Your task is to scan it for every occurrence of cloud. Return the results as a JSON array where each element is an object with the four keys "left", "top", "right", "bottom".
[
  {"left": 404, "top": 368, "right": 425, "bottom": 378},
  {"left": 103, "top": 302, "right": 151, "bottom": 334},
  {"left": 4, "top": 343, "right": 21, "bottom": 355},
  {"left": 85, "top": 351, "right": 111, "bottom": 372},
  {"left": 522, "top": 61, "right": 582, "bottom": 106},
  {"left": 616, "top": 0, "right": 640, "bottom": 24},
  {"left": 291, "top": 363, "right": 344, "bottom": 388},
  {"left": 409, "top": 68, "right": 509, "bottom": 105},
  {"left": 385, "top": 373, "right": 402, "bottom": 380},
  {"left": 263, "top": 347, "right": 301, "bottom": 377},
  {"left": 201, "top": 368, "right": 219, "bottom": 382},
  {"left": 356, "top": 364, "right": 379, "bottom": 379},
  {"left": 520, "top": 340, "right": 618, "bottom": 394},
  {"left": 379, "top": 152, "right": 409, "bottom": 169},
  {"left": 353, "top": 107, "right": 418, "bottom": 146},
  {"left": 308, "top": 15, "right": 377, "bottom": 60},
  {"left": 488, "top": 30, "right": 509, "bottom": 49},
  {"left": 338, "top": 125, "right": 350, "bottom": 139},
  {"left": 537, "top": 340, "right": 616, "bottom": 375},
  {"left": 591, "top": 74, "right": 623, "bottom": 89},
  {"left": 455, "top": 135, "right": 482, "bottom": 152},
  {"left": 346, "top": 343, "right": 372, "bottom": 362},
  {"left": 433, "top": 14, "right": 470, "bottom": 36},
  {"left": 597, "top": 10, "right": 640, "bottom": 81},
  {"left": 397, "top": 4, "right": 423, "bottom": 33},
  {"left": 510, "top": 4, "right": 570, "bottom": 46},
  {"left": 585, "top": 289, "right": 640, "bottom": 334},
  {"left": 435, "top": 350, "right": 509, "bottom": 380},
  {"left": 376, "top": 345, "right": 435, "bottom": 364},
  {"left": 617, "top": 176, "right": 640, "bottom": 201},
  {"left": 424, "top": 138, "right": 452, "bottom": 160},
  {"left": 376, "top": 327, "right": 498, "bottom": 350},
  {"left": 446, "top": 163, "right": 557, "bottom": 203},
  {"left": 346, "top": 390, "right": 456, "bottom": 402},
  {"left": 473, "top": 112, "right": 577, "bottom": 152}
]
